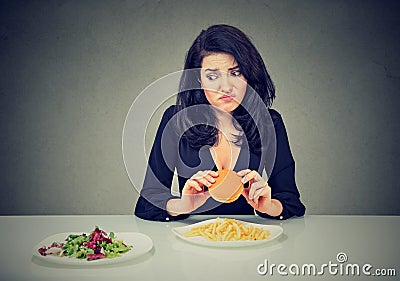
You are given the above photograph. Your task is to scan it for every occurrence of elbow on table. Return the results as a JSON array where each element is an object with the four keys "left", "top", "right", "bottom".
[
  {"left": 290, "top": 198, "right": 306, "bottom": 218},
  {"left": 134, "top": 196, "right": 161, "bottom": 221}
]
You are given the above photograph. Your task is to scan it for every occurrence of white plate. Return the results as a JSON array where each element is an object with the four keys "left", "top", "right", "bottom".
[
  {"left": 33, "top": 232, "right": 153, "bottom": 266},
  {"left": 172, "top": 218, "right": 283, "bottom": 247}
]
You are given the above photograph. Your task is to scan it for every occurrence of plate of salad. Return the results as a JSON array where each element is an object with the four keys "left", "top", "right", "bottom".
[{"left": 33, "top": 226, "right": 153, "bottom": 265}]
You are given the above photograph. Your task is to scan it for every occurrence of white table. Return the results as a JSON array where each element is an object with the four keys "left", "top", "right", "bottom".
[{"left": 0, "top": 215, "right": 398, "bottom": 281}]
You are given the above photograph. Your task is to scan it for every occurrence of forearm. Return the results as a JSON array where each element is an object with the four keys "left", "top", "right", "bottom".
[{"left": 166, "top": 198, "right": 187, "bottom": 217}]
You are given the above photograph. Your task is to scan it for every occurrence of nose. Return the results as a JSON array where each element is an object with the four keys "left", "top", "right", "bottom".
[{"left": 219, "top": 73, "right": 233, "bottom": 94}]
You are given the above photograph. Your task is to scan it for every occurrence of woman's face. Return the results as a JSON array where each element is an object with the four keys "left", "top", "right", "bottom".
[{"left": 200, "top": 53, "right": 247, "bottom": 113}]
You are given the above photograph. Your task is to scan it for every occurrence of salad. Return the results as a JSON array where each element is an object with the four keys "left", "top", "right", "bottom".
[{"left": 38, "top": 226, "right": 133, "bottom": 261}]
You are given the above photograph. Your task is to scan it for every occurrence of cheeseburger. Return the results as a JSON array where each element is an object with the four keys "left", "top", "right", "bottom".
[{"left": 208, "top": 170, "right": 244, "bottom": 203}]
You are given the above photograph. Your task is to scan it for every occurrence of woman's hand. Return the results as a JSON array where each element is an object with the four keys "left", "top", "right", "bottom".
[
  {"left": 167, "top": 170, "right": 217, "bottom": 216},
  {"left": 237, "top": 169, "right": 283, "bottom": 217},
  {"left": 181, "top": 170, "right": 217, "bottom": 211}
]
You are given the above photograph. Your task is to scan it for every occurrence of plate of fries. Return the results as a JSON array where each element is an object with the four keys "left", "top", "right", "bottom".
[{"left": 172, "top": 218, "right": 283, "bottom": 247}]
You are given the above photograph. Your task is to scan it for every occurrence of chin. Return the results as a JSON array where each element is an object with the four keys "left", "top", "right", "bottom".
[
  {"left": 209, "top": 99, "right": 241, "bottom": 114},
  {"left": 219, "top": 104, "right": 239, "bottom": 113}
]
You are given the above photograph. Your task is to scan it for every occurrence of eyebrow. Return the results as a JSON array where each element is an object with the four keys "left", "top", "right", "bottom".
[{"left": 204, "top": 65, "right": 240, "bottom": 72}]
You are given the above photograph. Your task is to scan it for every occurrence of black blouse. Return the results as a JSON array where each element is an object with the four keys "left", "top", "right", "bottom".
[{"left": 134, "top": 105, "right": 305, "bottom": 221}]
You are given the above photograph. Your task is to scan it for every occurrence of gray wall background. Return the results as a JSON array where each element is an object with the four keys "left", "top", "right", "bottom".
[{"left": 1, "top": 0, "right": 399, "bottom": 215}]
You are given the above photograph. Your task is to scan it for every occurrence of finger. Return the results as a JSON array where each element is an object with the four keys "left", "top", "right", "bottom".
[
  {"left": 242, "top": 187, "right": 250, "bottom": 199},
  {"left": 252, "top": 186, "right": 267, "bottom": 201},
  {"left": 242, "top": 189, "right": 256, "bottom": 208},
  {"left": 236, "top": 169, "right": 251, "bottom": 177},
  {"left": 185, "top": 179, "right": 203, "bottom": 192},
  {"left": 192, "top": 170, "right": 218, "bottom": 181},
  {"left": 241, "top": 170, "right": 259, "bottom": 184},
  {"left": 249, "top": 181, "right": 267, "bottom": 200},
  {"left": 198, "top": 170, "right": 218, "bottom": 184},
  {"left": 204, "top": 174, "right": 216, "bottom": 184},
  {"left": 192, "top": 170, "right": 208, "bottom": 180},
  {"left": 207, "top": 170, "right": 219, "bottom": 177},
  {"left": 242, "top": 188, "right": 254, "bottom": 205},
  {"left": 195, "top": 177, "right": 212, "bottom": 188}
]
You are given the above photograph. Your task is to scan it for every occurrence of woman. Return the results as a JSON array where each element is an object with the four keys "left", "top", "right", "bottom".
[{"left": 135, "top": 24, "right": 305, "bottom": 221}]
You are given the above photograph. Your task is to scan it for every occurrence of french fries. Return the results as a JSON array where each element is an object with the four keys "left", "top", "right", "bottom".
[{"left": 183, "top": 218, "right": 270, "bottom": 241}]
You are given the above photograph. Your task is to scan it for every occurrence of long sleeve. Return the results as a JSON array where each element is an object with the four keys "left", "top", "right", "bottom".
[
  {"left": 257, "top": 110, "right": 306, "bottom": 219},
  {"left": 134, "top": 106, "right": 189, "bottom": 221},
  {"left": 135, "top": 106, "right": 305, "bottom": 221}
]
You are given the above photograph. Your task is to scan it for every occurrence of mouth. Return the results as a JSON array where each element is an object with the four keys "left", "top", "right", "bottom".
[{"left": 219, "top": 94, "right": 235, "bottom": 102}]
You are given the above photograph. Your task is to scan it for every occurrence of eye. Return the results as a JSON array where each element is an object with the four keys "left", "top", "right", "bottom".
[
  {"left": 206, "top": 74, "right": 218, "bottom": 81},
  {"left": 231, "top": 70, "right": 242, "bottom": 77}
]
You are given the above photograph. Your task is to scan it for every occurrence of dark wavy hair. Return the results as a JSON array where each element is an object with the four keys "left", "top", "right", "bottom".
[{"left": 175, "top": 24, "right": 275, "bottom": 152}]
